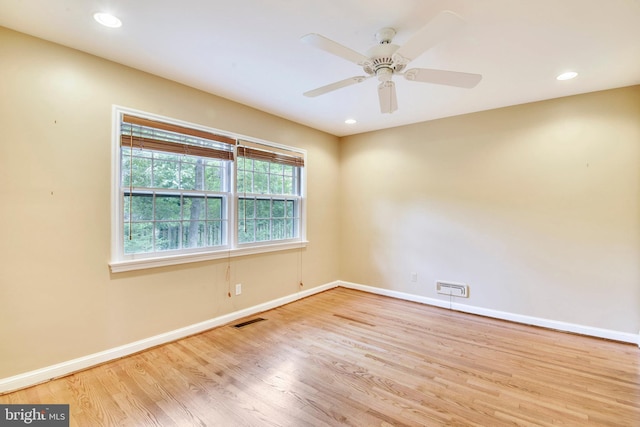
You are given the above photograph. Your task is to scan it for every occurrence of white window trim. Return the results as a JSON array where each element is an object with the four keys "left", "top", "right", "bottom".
[
  {"left": 109, "top": 241, "right": 310, "bottom": 273},
  {"left": 109, "top": 105, "right": 307, "bottom": 273}
]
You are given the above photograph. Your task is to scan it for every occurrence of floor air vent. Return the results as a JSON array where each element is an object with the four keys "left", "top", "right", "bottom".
[{"left": 233, "top": 317, "right": 266, "bottom": 328}]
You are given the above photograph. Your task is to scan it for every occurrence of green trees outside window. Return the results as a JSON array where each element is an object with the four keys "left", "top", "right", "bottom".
[
  {"left": 236, "top": 157, "right": 300, "bottom": 244},
  {"left": 121, "top": 148, "right": 229, "bottom": 254},
  {"left": 117, "top": 112, "right": 304, "bottom": 260}
]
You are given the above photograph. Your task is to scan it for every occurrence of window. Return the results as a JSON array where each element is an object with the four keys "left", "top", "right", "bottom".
[
  {"left": 237, "top": 143, "right": 303, "bottom": 244},
  {"left": 111, "top": 108, "right": 306, "bottom": 272}
]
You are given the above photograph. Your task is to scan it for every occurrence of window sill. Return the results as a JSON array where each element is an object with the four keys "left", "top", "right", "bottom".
[{"left": 109, "top": 240, "right": 309, "bottom": 273}]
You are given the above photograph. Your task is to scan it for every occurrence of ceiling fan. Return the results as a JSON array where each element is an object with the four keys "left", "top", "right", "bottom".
[{"left": 301, "top": 10, "right": 482, "bottom": 114}]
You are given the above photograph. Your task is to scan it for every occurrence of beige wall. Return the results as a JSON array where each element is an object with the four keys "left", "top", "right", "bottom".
[
  {"left": 339, "top": 85, "right": 640, "bottom": 334},
  {"left": 0, "top": 27, "right": 340, "bottom": 378}
]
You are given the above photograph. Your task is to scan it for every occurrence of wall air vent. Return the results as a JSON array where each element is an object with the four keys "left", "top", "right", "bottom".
[{"left": 436, "top": 281, "right": 469, "bottom": 298}]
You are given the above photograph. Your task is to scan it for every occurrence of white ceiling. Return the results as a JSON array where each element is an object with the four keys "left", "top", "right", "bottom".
[{"left": 1, "top": 0, "right": 639, "bottom": 137}]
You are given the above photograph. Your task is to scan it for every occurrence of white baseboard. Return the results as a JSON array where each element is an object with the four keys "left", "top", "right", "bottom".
[
  {"left": 339, "top": 280, "right": 640, "bottom": 345},
  {"left": 0, "top": 281, "right": 339, "bottom": 394}
]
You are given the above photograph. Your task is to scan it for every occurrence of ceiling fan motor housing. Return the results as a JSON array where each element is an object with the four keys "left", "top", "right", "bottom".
[{"left": 364, "top": 40, "right": 405, "bottom": 80}]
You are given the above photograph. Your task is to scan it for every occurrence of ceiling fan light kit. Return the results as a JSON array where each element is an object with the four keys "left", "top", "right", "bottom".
[{"left": 301, "top": 10, "right": 482, "bottom": 114}]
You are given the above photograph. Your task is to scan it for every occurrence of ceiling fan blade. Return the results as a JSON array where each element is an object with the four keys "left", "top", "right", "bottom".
[
  {"left": 404, "top": 68, "right": 482, "bottom": 88},
  {"left": 378, "top": 81, "right": 398, "bottom": 114},
  {"left": 394, "top": 10, "right": 465, "bottom": 63},
  {"left": 301, "top": 33, "right": 370, "bottom": 65},
  {"left": 304, "top": 76, "right": 369, "bottom": 97}
]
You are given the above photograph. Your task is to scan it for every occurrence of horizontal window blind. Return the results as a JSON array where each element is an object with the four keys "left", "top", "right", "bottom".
[
  {"left": 123, "top": 115, "right": 235, "bottom": 145},
  {"left": 120, "top": 135, "right": 234, "bottom": 160},
  {"left": 237, "top": 143, "right": 304, "bottom": 167},
  {"left": 121, "top": 114, "right": 235, "bottom": 160}
]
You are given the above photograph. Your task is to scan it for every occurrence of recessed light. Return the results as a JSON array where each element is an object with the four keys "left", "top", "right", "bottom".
[
  {"left": 94, "top": 12, "right": 122, "bottom": 28},
  {"left": 556, "top": 71, "right": 578, "bottom": 81},
  {"left": 345, "top": 119, "right": 357, "bottom": 124}
]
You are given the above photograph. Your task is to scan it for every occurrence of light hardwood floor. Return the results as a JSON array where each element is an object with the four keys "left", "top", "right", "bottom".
[{"left": 2, "top": 287, "right": 639, "bottom": 426}]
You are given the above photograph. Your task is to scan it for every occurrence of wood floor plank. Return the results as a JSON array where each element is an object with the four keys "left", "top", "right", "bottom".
[{"left": 1, "top": 287, "right": 639, "bottom": 426}]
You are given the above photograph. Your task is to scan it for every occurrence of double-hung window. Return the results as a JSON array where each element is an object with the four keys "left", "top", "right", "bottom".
[
  {"left": 237, "top": 142, "right": 304, "bottom": 245},
  {"left": 111, "top": 108, "right": 306, "bottom": 272}
]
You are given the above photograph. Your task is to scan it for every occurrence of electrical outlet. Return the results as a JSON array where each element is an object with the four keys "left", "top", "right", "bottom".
[
  {"left": 410, "top": 272, "right": 418, "bottom": 282},
  {"left": 235, "top": 283, "right": 242, "bottom": 295}
]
